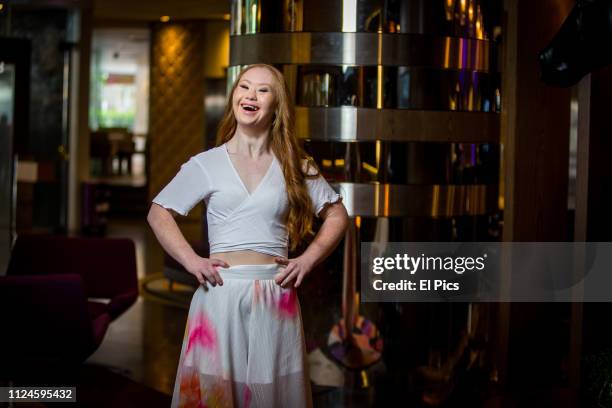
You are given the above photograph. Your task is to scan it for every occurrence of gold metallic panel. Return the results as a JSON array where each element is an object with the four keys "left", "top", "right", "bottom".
[
  {"left": 230, "top": 32, "right": 494, "bottom": 71},
  {"left": 335, "top": 183, "right": 497, "bottom": 217},
  {"left": 296, "top": 107, "right": 499, "bottom": 143}
]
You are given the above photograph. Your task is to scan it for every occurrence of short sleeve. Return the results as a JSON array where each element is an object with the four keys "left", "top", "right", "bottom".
[
  {"left": 303, "top": 160, "right": 343, "bottom": 217},
  {"left": 152, "top": 157, "right": 212, "bottom": 216}
]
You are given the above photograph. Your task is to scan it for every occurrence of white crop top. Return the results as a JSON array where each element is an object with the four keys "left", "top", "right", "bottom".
[{"left": 152, "top": 143, "right": 343, "bottom": 258}]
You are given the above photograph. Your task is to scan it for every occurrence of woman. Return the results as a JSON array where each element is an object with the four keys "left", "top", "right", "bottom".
[{"left": 147, "top": 64, "right": 349, "bottom": 408}]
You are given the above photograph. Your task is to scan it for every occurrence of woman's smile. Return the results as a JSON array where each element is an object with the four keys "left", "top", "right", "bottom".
[{"left": 240, "top": 102, "right": 260, "bottom": 114}]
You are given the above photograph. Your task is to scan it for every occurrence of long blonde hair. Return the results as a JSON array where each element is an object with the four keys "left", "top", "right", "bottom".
[{"left": 215, "top": 64, "right": 319, "bottom": 251}]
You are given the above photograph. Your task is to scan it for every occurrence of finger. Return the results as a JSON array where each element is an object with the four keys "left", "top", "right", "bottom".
[
  {"left": 210, "top": 258, "right": 230, "bottom": 268},
  {"left": 211, "top": 266, "right": 224, "bottom": 286},
  {"left": 281, "top": 269, "right": 299, "bottom": 287},
  {"left": 294, "top": 273, "right": 304, "bottom": 288},
  {"left": 274, "top": 257, "right": 289, "bottom": 265},
  {"left": 203, "top": 271, "right": 218, "bottom": 286},
  {"left": 194, "top": 271, "right": 206, "bottom": 285},
  {"left": 281, "top": 271, "right": 298, "bottom": 288},
  {"left": 275, "top": 264, "right": 293, "bottom": 284}
]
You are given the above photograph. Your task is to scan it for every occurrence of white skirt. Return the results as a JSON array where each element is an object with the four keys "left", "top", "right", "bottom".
[{"left": 170, "top": 264, "right": 313, "bottom": 408}]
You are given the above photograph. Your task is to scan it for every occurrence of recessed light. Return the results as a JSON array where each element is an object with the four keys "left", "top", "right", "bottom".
[{"left": 160, "top": 16, "right": 170, "bottom": 23}]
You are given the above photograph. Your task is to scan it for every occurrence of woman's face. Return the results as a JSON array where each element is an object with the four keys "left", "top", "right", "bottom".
[{"left": 232, "top": 67, "right": 277, "bottom": 129}]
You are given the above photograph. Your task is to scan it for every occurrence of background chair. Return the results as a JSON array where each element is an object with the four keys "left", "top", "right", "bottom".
[
  {"left": 1, "top": 235, "right": 139, "bottom": 381},
  {"left": 0, "top": 274, "right": 110, "bottom": 380},
  {"left": 7, "top": 234, "right": 138, "bottom": 320}
]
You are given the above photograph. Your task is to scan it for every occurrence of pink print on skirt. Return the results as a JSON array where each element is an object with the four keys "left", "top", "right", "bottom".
[{"left": 171, "top": 264, "right": 313, "bottom": 408}]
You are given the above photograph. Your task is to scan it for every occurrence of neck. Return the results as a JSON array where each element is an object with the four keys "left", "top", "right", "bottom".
[{"left": 229, "top": 125, "right": 271, "bottom": 157}]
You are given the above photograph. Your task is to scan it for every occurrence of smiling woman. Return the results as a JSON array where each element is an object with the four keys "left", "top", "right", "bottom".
[{"left": 147, "top": 63, "right": 348, "bottom": 407}]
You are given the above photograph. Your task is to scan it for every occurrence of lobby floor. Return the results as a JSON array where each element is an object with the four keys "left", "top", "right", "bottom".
[{"left": 86, "top": 217, "right": 199, "bottom": 396}]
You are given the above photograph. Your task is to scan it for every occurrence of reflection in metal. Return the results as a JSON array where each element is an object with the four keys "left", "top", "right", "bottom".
[
  {"left": 305, "top": 141, "right": 500, "bottom": 184},
  {"left": 291, "top": 65, "right": 500, "bottom": 111},
  {"left": 342, "top": 0, "right": 357, "bottom": 32},
  {"left": 231, "top": 0, "right": 498, "bottom": 38},
  {"left": 230, "top": 0, "right": 260, "bottom": 35},
  {"left": 301, "top": 71, "right": 332, "bottom": 107},
  {"left": 296, "top": 107, "right": 500, "bottom": 141},
  {"left": 334, "top": 183, "right": 496, "bottom": 217},
  {"left": 231, "top": 33, "right": 494, "bottom": 71},
  {"left": 204, "top": 78, "right": 228, "bottom": 149},
  {"left": 328, "top": 217, "right": 383, "bottom": 370}
]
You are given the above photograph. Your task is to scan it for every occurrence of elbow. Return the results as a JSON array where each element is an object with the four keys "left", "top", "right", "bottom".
[
  {"left": 147, "top": 203, "right": 162, "bottom": 227},
  {"left": 329, "top": 202, "right": 349, "bottom": 234},
  {"left": 340, "top": 206, "right": 350, "bottom": 233},
  {"left": 146, "top": 207, "right": 155, "bottom": 227}
]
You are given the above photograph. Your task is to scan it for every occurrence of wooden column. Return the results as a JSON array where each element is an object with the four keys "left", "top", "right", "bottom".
[
  {"left": 499, "top": 0, "right": 573, "bottom": 388},
  {"left": 574, "top": 65, "right": 612, "bottom": 389}
]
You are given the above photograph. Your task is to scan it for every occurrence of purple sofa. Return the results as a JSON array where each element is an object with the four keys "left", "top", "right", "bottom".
[{"left": 1, "top": 235, "right": 139, "bottom": 380}]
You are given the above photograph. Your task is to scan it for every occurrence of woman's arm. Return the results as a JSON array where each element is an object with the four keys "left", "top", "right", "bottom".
[
  {"left": 274, "top": 201, "right": 349, "bottom": 288},
  {"left": 146, "top": 203, "right": 228, "bottom": 286}
]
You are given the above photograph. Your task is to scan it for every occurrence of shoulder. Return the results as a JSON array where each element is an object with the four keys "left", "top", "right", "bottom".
[{"left": 190, "top": 145, "right": 225, "bottom": 171}]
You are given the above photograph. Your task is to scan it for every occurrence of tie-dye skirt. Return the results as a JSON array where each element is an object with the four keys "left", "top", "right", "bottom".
[{"left": 171, "top": 263, "right": 313, "bottom": 408}]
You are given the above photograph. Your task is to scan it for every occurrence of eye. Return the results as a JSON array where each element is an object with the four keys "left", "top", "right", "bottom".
[
  {"left": 239, "top": 84, "right": 248, "bottom": 89},
  {"left": 259, "top": 88, "right": 269, "bottom": 93}
]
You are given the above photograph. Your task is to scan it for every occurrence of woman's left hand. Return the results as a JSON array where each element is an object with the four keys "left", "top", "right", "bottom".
[{"left": 273, "top": 255, "right": 315, "bottom": 288}]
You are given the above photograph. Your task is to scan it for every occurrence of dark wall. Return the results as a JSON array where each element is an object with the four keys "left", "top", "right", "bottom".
[
  {"left": 9, "top": 8, "right": 67, "bottom": 160},
  {"left": 1, "top": 8, "right": 70, "bottom": 231}
]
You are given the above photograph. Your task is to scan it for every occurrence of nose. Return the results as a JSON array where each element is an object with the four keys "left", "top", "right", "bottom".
[{"left": 245, "top": 88, "right": 256, "bottom": 100}]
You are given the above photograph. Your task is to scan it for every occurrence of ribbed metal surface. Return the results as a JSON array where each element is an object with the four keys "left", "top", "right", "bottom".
[
  {"left": 231, "top": 33, "right": 493, "bottom": 70},
  {"left": 304, "top": 141, "right": 499, "bottom": 184},
  {"left": 228, "top": 0, "right": 502, "bottom": 223},
  {"left": 231, "top": 0, "right": 498, "bottom": 39},
  {"left": 296, "top": 107, "right": 499, "bottom": 142},
  {"left": 291, "top": 66, "right": 500, "bottom": 111}
]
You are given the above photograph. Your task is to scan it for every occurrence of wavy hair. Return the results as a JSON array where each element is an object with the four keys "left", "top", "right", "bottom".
[{"left": 215, "top": 64, "right": 319, "bottom": 251}]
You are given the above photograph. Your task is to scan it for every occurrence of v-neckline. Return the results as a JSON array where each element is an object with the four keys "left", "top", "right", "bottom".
[{"left": 223, "top": 143, "right": 276, "bottom": 197}]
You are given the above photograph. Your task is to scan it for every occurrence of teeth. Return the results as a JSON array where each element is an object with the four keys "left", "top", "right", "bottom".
[{"left": 242, "top": 104, "right": 259, "bottom": 111}]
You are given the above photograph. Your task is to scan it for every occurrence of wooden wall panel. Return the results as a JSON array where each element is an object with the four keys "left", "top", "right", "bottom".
[{"left": 498, "top": 0, "right": 574, "bottom": 390}]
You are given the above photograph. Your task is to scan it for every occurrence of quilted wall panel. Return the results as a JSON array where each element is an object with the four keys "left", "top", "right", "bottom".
[{"left": 149, "top": 22, "right": 205, "bottom": 222}]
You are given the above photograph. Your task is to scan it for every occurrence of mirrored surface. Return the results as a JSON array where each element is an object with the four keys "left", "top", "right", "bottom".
[
  {"left": 296, "top": 65, "right": 500, "bottom": 112},
  {"left": 303, "top": 140, "right": 500, "bottom": 184}
]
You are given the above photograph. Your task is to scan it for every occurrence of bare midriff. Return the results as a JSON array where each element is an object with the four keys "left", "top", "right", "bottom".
[{"left": 210, "top": 250, "right": 279, "bottom": 266}]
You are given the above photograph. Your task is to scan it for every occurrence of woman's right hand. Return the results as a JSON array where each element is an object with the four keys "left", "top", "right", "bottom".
[{"left": 185, "top": 255, "right": 230, "bottom": 287}]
